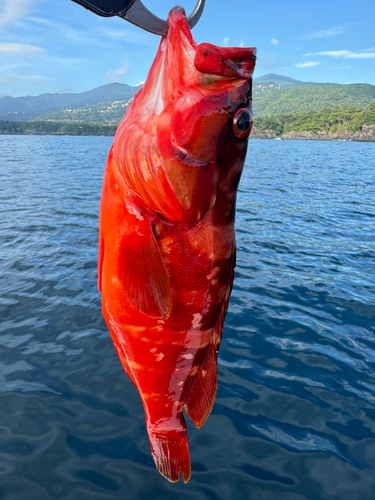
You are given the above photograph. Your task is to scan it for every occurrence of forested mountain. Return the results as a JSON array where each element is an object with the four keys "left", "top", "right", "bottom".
[
  {"left": 254, "top": 103, "right": 375, "bottom": 136},
  {"left": 34, "top": 99, "right": 133, "bottom": 123},
  {"left": 254, "top": 84, "right": 375, "bottom": 118},
  {"left": 0, "top": 83, "right": 139, "bottom": 121},
  {"left": 31, "top": 82, "right": 375, "bottom": 124}
]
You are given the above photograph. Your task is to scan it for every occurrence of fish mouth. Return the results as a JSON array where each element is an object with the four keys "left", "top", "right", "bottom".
[{"left": 195, "top": 43, "right": 256, "bottom": 79}]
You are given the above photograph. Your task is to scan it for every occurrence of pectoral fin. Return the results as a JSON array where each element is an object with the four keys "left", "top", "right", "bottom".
[{"left": 117, "top": 218, "right": 172, "bottom": 319}]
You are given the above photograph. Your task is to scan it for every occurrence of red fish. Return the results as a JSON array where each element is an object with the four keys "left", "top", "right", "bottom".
[{"left": 98, "top": 7, "right": 256, "bottom": 483}]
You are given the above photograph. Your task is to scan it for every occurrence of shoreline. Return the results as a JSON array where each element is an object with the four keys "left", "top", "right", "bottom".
[
  {"left": 251, "top": 124, "right": 375, "bottom": 142},
  {"left": 0, "top": 125, "right": 374, "bottom": 142}
]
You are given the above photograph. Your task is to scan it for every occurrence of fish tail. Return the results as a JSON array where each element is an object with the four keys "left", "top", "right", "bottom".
[
  {"left": 147, "top": 420, "right": 191, "bottom": 483},
  {"left": 185, "top": 342, "right": 218, "bottom": 428}
]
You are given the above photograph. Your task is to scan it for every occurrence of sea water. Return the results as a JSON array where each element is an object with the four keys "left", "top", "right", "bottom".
[{"left": 0, "top": 136, "right": 374, "bottom": 500}]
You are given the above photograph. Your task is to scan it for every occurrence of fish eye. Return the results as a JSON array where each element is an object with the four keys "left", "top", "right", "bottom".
[{"left": 232, "top": 108, "right": 253, "bottom": 140}]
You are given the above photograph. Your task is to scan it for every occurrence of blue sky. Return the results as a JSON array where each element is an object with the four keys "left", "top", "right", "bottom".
[{"left": 1, "top": 0, "right": 374, "bottom": 97}]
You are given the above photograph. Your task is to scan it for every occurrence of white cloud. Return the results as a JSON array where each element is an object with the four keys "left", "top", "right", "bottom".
[
  {"left": 270, "top": 38, "right": 279, "bottom": 46},
  {"left": 261, "top": 57, "right": 279, "bottom": 70},
  {"left": 299, "top": 23, "right": 353, "bottom": 39},
  {"left": 0, "top": 0, "right": 34, "bottom": 29},
  {"left": 107, "top": 61, "right": 129, "bottom": 83},
  {"left": 0, "top": 43, "right": 43, "bottom": 54},
  {"left": 102, "top": 28, "right": 154, "bottom": 47},
  {"left": 59, "top": 87, "right": 77, "bottom": 93},
  {"left": 296, "top": 62, "right": 320, "bottom": 68},
  {"left": 239, "top": 41, "right": 244, "bottom": 47},
  {"left": 306, "top": 50, "right": 375, "bottom": 59},
  {"left": 223, "top": 37, "right": 229, "bottom": 46},
  {"left": 0, "top": 73, "right": 48, "bottom": 84}
]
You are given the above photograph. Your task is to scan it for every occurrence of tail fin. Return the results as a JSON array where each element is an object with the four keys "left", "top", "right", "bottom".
[{"left": 147, "top": 421, "right": 191, "bottom": 483}]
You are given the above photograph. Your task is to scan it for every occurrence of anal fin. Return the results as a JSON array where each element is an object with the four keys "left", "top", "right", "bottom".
[
  {"left": 185, "top": 342, "right": 218, "bottom": 429},
  {"left": 184, "top": 251, "right": 235, "bottom": 429}
]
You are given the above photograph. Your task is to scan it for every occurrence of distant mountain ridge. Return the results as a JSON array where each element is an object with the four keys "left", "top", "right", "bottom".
[
  {"left": 0, "top": 82, "right": 140, "bottom": 118},
  {"left": 254, "top": 74, "right": 338, "bottom": 88}
]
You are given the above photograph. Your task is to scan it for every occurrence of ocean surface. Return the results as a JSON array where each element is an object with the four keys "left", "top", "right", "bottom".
[{"left": 0, "top": 135, "right": 374, "bottom": 500}]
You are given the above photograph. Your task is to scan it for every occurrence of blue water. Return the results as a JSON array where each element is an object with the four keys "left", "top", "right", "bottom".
[{"left": 1, "top": 135, "right": 375, "bottom": 500}]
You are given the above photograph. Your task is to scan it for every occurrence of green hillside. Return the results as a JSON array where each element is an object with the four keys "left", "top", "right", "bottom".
[
  {"left": 253, "top": 103, "right": 375, "bottom": 136},
  {"left": 35, "top": 99, "right": 132, "bottom": 123},
  {"left": 34, "top": 83, "right": 375, "bottom": 125},
  {"left": 253, "top": 84, "right": 375, "bottom": 118},
  {"left": 0, "top": 120, "right": 116, "bottom": 136}
]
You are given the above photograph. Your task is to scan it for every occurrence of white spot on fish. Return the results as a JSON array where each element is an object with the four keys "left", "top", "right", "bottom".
[
  {"left": 182, "top": 353, "right": 194, "bottom": 360},
  {"left": 156, "top": 353, "right": 165, "bottom": 361},
  {"left": 134, "top": 225, "right": 143, "bottom": 236},
  {"left": 160, "top": 236, "right": 174, "bottom": 255},
  {"left": 192, "top": 313, "right": 202, "bottom": 329},
  {"left": 150, "top": 348, "right": 157, "bottom": 353},
  {"left": 207, "top": 267, "right": 220, "bottom": 280},
  {"left": 128, "top": 360, "right": 143, "bottom": 370},
  {"left": 190, "top": 366, "right": 198, "bottom": 376},
  {"left": 202, "top": 369, "right": 207, "bottom": 378},
  {"left": 126, "top": 202, "right": 144, "bottom": 221}
]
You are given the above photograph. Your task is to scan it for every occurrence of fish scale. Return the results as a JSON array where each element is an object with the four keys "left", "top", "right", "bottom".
[{"left": 98, "top": 6, "right": 256, "bottom": 483}]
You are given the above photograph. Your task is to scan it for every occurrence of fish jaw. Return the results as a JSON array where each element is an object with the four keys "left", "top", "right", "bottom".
[{"left": 99, "top": 6, "right": 256, "bottom": 483}]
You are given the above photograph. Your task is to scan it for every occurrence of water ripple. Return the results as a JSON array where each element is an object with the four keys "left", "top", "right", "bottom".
[{"left": 0, "top": 137, "right": 375, "bottom": 499}]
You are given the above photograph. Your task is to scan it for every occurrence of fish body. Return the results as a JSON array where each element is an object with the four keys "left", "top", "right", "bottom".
[{"left": 98, "top": 7, "right": 256, "bottom": 483}]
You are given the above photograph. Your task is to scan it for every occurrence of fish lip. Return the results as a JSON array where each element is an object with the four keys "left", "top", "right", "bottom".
[{"left": 195, "top": 44, "right": 257, "bottom": 79}]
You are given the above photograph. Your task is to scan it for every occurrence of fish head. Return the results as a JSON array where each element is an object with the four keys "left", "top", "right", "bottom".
[
  {"left": 114, "top": 7, "right": 256, "bottom": 225},
  {"left": 164, "top": 42, "right": 256, "bottom": 160}
]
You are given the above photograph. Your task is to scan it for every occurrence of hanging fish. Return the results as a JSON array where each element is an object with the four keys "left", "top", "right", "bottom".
[{"left": 77, "top": 0, "right": 256, "bottom": 483}]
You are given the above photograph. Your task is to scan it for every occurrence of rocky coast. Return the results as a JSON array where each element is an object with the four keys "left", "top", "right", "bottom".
[{"left": 251, "top": 124, "right": 375, "bottom": 142}]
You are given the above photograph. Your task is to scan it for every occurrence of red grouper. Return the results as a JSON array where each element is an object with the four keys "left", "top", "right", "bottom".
[{"left": 98, "top": 7, "right": 256, "bottom": 483}]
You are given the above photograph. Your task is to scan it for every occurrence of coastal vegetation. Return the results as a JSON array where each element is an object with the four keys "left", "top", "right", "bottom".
[
  {"left": 0, "top": 120, "right": 116, "bottom": 136},
  {"left": 253, "top": 84, "right": 375, "bottom": 118},
  {"left": 253, "top": 103, "right": 375, "bottom": 136},
  {"left": 33, "top": 99, "right": 132, "bottom": 124}
]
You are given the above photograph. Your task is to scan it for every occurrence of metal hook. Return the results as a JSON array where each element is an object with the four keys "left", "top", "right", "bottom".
[{"left": 71, "top": 0, "right": 206, "bottom": 36}]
